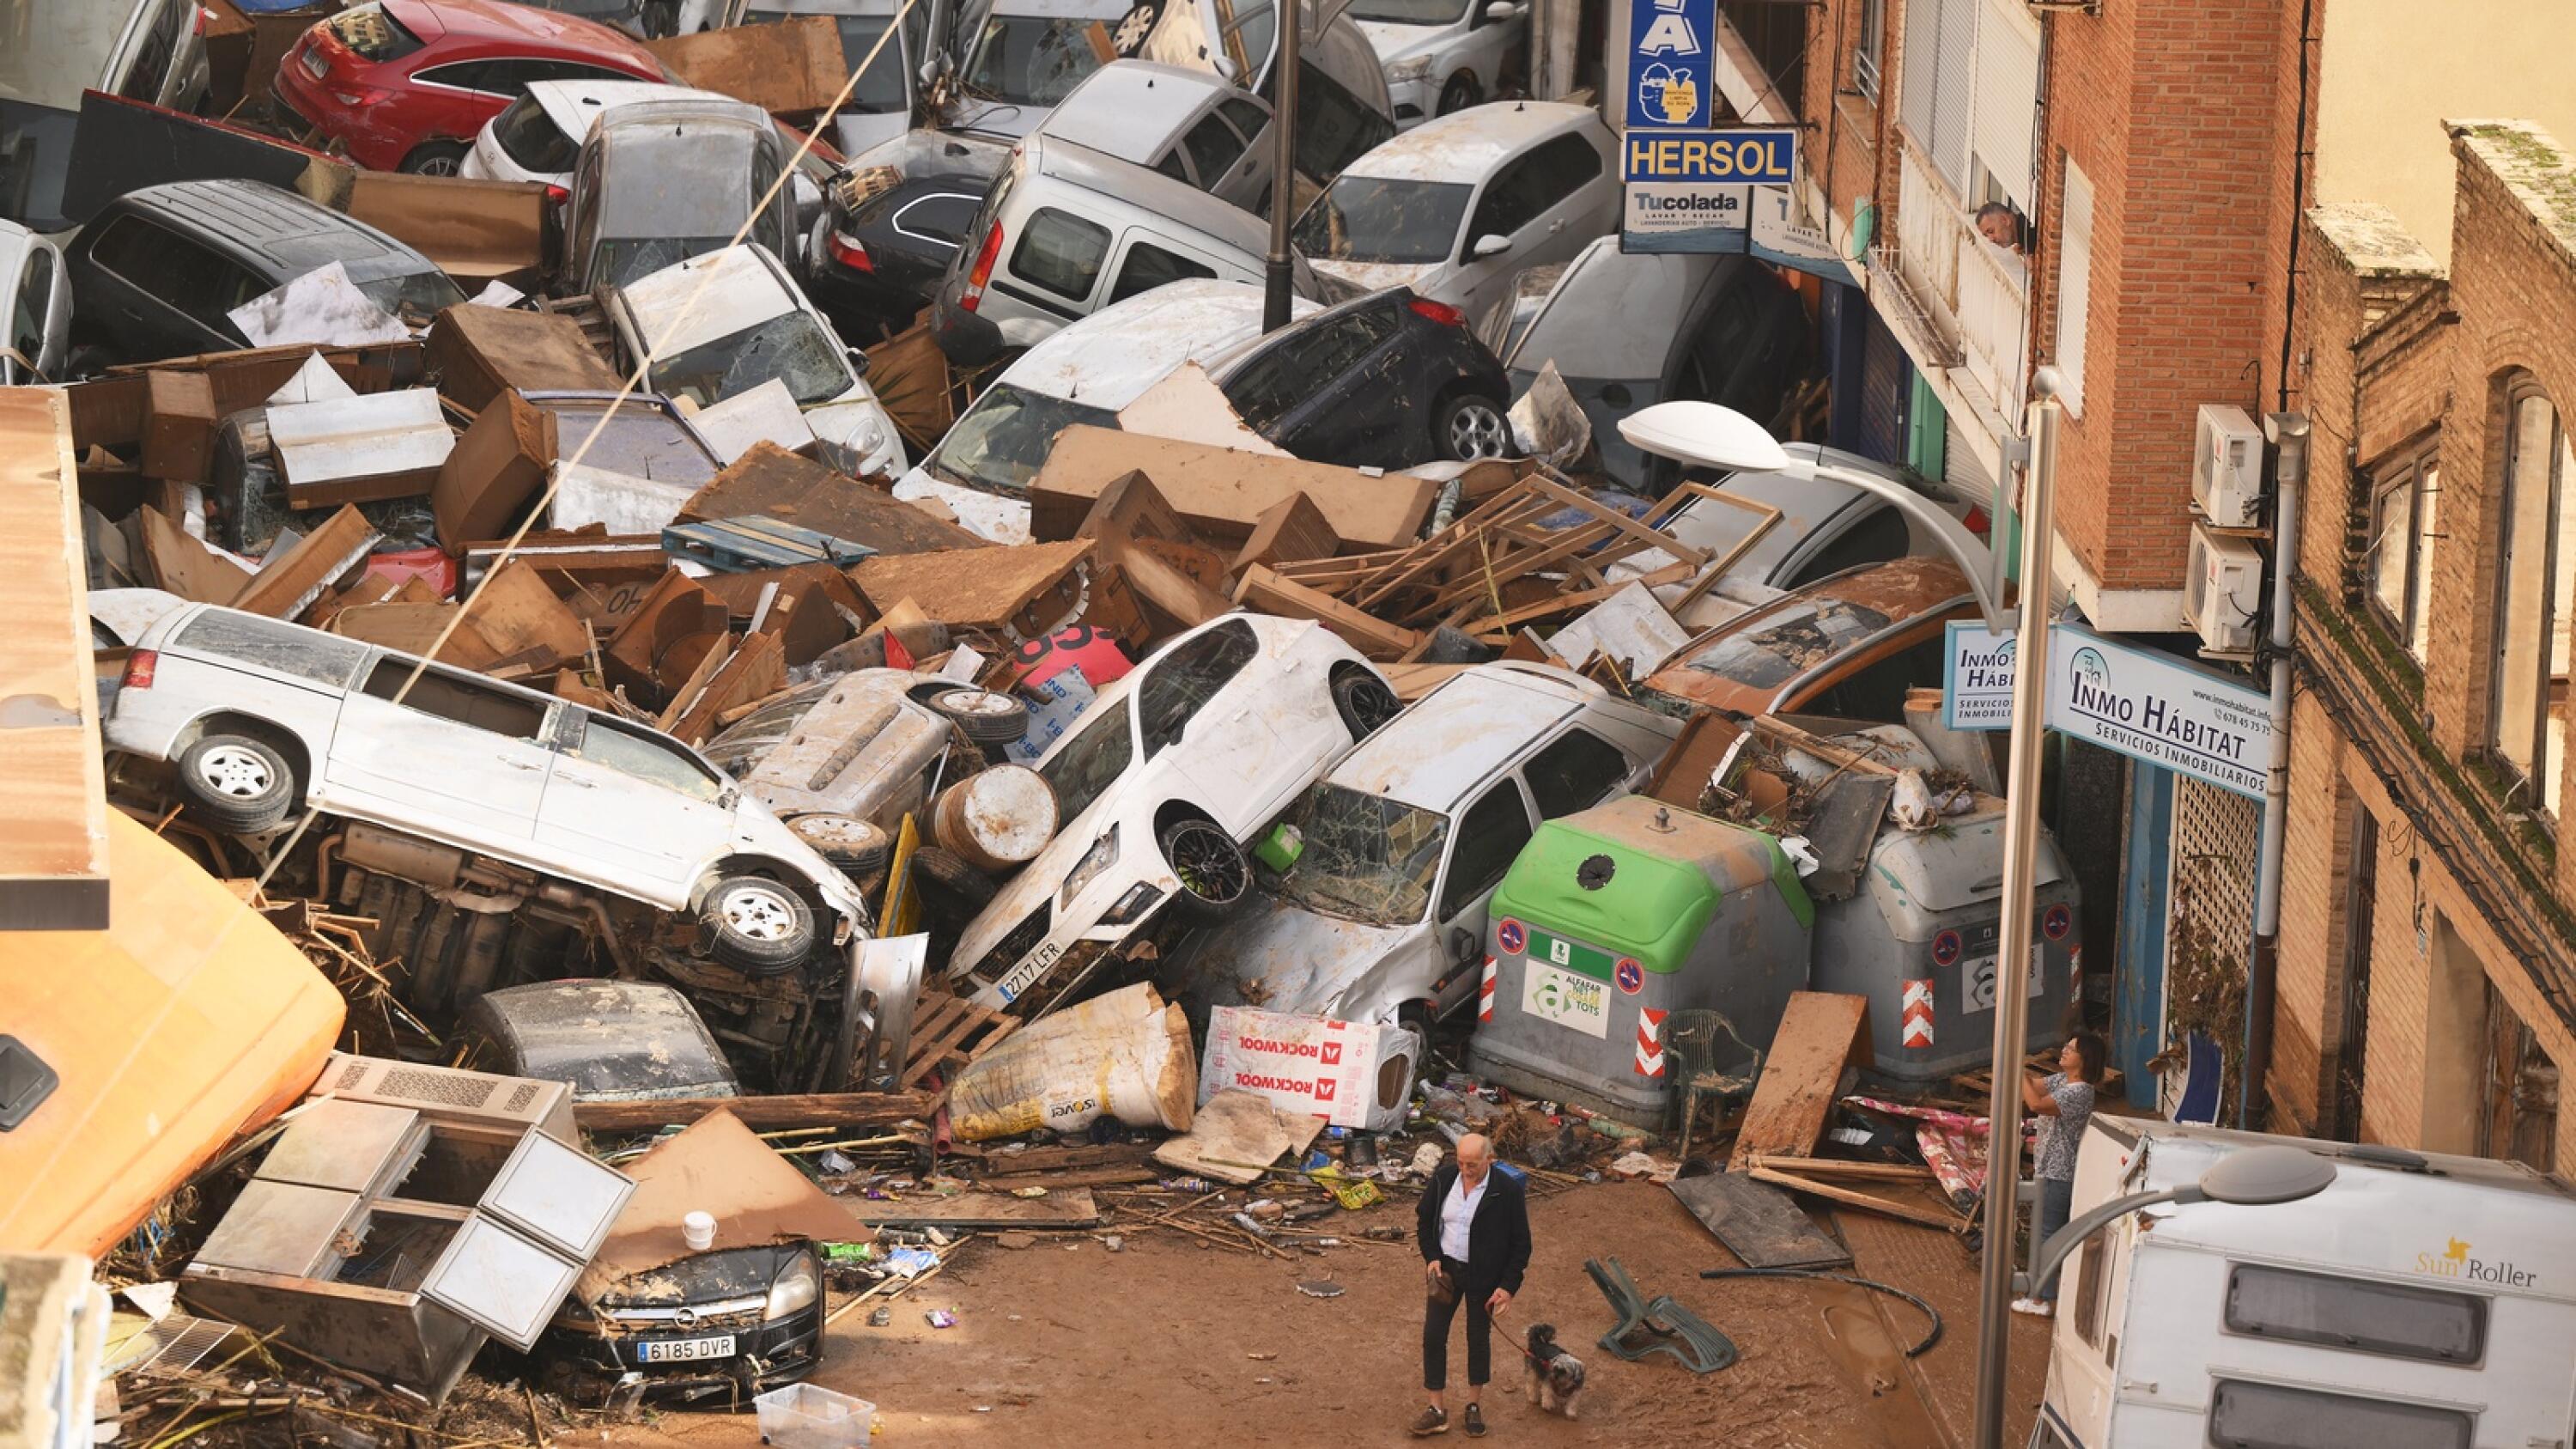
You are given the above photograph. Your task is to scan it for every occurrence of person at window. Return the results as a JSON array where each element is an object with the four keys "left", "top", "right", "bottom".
[
  {"left": 2012, "top": 1031, "right": 2104, "bottom": 1318},
  {"left": 1976, "top": 201, "right": 2026, "bottom": 255},
  {"left": 1412, "top": 1134, "right": 1530, "bottom": 1437}
]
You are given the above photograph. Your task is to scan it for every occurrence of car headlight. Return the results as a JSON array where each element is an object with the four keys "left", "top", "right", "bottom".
[
  {"left": 1060, "top": 824, "right": 1120, "bottom": 910},
  {"left": 764, "top": 1254, "right": 820, "bottom": 1321},
  {"left": 1388, "top": 55, "right": 1434, "bottom": 82},
  {"left": 1100, "top": 881, "right": 1163, "bottom": 926}
]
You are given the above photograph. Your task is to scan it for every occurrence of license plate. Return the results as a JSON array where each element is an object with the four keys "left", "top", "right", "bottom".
[
  {"left": 300, "top": 48, "right": 328, "bottom": 79},
  {"left": 637, "top": 1334, "right": 735, "bottom": 1363},
  {"left": 993, "top": 939, "right": 1060, "bottom": 1003}
]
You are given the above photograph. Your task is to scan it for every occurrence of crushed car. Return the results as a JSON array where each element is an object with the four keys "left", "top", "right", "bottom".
[{"left": 946, "top": 613, "right": 1402, "bottom": 1014}]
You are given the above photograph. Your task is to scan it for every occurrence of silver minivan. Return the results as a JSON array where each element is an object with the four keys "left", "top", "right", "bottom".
[
  {"left": 930, "top": 131, "right": 1323, "bottom": 362},
  {"left": 105, "top": 604, "right": 870, "bottom": 976}
]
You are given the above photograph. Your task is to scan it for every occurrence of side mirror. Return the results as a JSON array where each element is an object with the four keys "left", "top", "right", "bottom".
[
  {"left": 719, "top": 787, "right": 739, "bottom": 810},
  {"left": 1483, "top": 1, "right": 1521, "bottom": 19},
  {"left": 1212, "top": 55, "right": 1238, "bottom": 79},
  {"left": 846, "top": 344, "right": 871, "bottom": 380},
  {"left": 1449, "top": 927, "right": 1477, "bottom": 965},
  {"left": 1471, "top": 233, "right": 1512, "bottom": 259}
]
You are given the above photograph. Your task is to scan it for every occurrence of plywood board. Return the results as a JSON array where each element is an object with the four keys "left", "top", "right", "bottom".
[
  {"left": 0, "top": 389, "right": 109, "bottom": 928},
  {"left": 136, "top": 506, "right": 253, "bottom": 605},
  {"left": 463, "top": 558, "right": 589, "bottom": 668},
  {"left": 1667, "top": 1173, "right": 1852, "bottom": 1270},
  {"left": 641, "top": 16, "right": 848, "bottom": 114},
  {"left": 343, "top": 172, "right": 546, "bottom": 283},
  {"left": 679, "top": 441, "right": 987, "bottom": 555},
  {"left": 1029, "top": 426, "right": 1438, "bottom": 552},
  {"left": 848, "top": 540, "right": 1092, "bottom": 631},
  {"left": 1727, "top": 991, "right": 1871, "bottom": 1172},
  {"left": 845, "top": 1188, "right": 1101, "bottom": 1229},
  {"left": 231, "top": 505, "right": 379, "bottom": 621}
]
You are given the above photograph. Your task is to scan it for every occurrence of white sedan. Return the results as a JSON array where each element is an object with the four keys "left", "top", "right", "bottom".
[
  {"left": 1351, "top": 0, "right": 1526, "bottom": 128},
  {"left": 1293, "top": 100, "right": 1617, "bottom": 317}
]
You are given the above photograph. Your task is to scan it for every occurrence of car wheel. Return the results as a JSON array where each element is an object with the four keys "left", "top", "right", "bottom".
[
  {"left": 177, "top": 734, "right": 296, "bottom": 833},
  {"left": 1159, "top": 817, "right": 1250, "bottom": 923},
  {"left": 1438, "top": 72, "right": 1483, "bottom": 115},
  {"left": 790, "top": 813, "right": 892, "bottom": 874},
  {"left": 931, "top": 687, "right": 1030, "bottom": 746},
  {"left": 399, "top": 141, "right": 469, "bottom": 177},
  {"left": 702, "top": 875, "right": 816, "bottom": 975},
  {"left": 1331, "top": 669, "right": 1402, "bottom": 740},
  {"left": 1438, "top": 393, "right": 1510, "bottom": 460},
  {"left": 908, "top": 845, "right": 998, "bottom": 920}
]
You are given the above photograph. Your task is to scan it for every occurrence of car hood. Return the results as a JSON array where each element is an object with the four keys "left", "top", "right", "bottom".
[
  {"left": 1309, "top": 258, "right": 1443, "bottom": 294},
  {"left": 1176, "top": 898, "right": 1420, "bottom": 1023},
  {"left": 1355, "top": 19, "right": 1449, "bottom": 62}
]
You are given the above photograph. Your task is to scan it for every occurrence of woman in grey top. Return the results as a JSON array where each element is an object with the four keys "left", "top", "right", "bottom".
[{"left": 2012, "top": 1030, "right": 2105, "bottom": 1318}]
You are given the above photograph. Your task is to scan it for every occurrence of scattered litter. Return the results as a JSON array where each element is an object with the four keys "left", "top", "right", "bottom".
[
  {"left": 926, "top": 1309, "right": 958, "bottom": 1329},
  {"left": 1295, "top": 1281, "right": 1345, "bottom": 1300}
]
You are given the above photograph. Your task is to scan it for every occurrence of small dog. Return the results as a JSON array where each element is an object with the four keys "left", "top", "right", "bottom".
[{"left": 1522, "top": 1323, "right": 1588, "bottom": 1419}]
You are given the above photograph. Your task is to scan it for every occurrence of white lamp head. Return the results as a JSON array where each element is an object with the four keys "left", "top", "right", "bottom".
[
  {"left": 2196, "top": 1145, "right": 2336, "bottom": 1206},
  {"left": 1617, "top": 401, "right": 1792, "bottom": 473}
]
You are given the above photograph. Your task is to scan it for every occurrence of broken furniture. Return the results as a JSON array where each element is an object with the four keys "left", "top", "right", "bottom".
[
  {"left": 1583, "top": 1257, "right": 1737, "bottom": 1373},
  {"left": 179, "top": 1056, "right": 633, "bottom": 1403}
]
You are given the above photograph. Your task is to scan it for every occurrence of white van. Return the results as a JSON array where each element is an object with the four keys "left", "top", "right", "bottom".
[{"left": 2038, "top": 1118, "right": 2576, "bottom": 1449}]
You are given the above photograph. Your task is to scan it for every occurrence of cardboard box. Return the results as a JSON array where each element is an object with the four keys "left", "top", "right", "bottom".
[
  {"left": 141, "top": 369, "right": 218, "bottom": 484},
  {"left": 269, "top": 389, "right": 454, "bottom": 508},
  {"left": 426, "top": 306, "right": 619, "bottom": 415},
  {"left": 1029, "top": 427, "right": 1438, "bottom": 553},
  {"left": 641, "top": 17, "right": 848, "bottom": 115},
  {"left": 677, "top": 441, "right": 986, "bottom": 555},
  {"left": 434, "top": 391, "right": 557, "bottom": 546},
  {"left": 343, "top": 173, "right": 548, "bottom": 286}
]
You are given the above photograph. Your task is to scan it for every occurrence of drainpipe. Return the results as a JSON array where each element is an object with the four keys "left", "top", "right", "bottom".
[{"left": 2242, "top": 412, "right": 2308, "bottom": 1129}]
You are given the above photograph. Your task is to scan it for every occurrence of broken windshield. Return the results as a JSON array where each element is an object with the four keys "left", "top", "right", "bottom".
[
  {"left": 1682, "top": 597, "right": 1893, "bottom": 689},
  {"left": 964, "top": 14, "right": 1106, "bottom": 107},
  {"left": 1274, "top": 784, "right": 1448, "bottom": 926},
  {"left": 648, "top": 310, "right": 854, "bottom": 409},
  {"left": 1036, "top": 694, "right": 1133, "bottom": 825},
  {"left": 1293, "top": 176, "right": 1472, "bottom": 264},
  {"left": 924, "top": 383, "right": 1120, "bottom": 496}
]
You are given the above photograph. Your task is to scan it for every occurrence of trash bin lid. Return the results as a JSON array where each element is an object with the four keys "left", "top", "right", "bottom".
[{"left": 1490, "top": 797, "right": 1810, "bottom": 971}]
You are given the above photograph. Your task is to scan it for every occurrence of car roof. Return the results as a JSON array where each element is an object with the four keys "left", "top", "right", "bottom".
[
  {"left": 1023, "top": 132, "right": 1274, "bottom": 253},
  {"left": 1039, "top": 61, "right": 1230, "bottom": 156},
  {"left": 1687, "top": 443, "right": 1904, "bottom": 582},
  {"left": 526, "top": 78, "right": 720, "bottom": 137},
  {"left": 1503, "top": 236, "right": 1734, "bottom": 374},
  {"left": 998, "top": 277, "right": 1316, "bottom": 407},
  {"left": 1643, "top": 556, "right": 1971, "bottom": 712},
  {"left": 1324, "top": 666, "right": 1586, "bottom": 809},
  {"left": 1340, "top": 100, "right": 1601, "bottom": 183},
  {"left": 386, "top": 0, "right": 659, "bottom": 62},
  {"left": 616, "top": 244, "right": 798, "bottom": 356},
  {"left": 110, "top": 181, "right": 434, "bottom": 284},
  {"left": 596, "top": 95, "right": 771, "bottom": 137}
]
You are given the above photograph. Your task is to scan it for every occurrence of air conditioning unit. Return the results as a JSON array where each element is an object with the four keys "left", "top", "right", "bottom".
[
  {"left": 312, "top": 1052, "right": 577, "bottom": 1143},
  {"left": 2186, "top": 522, "right": 2265, "bottom": 653},
  {"left": 2193, "top": 404, "right": 2265, "bottom": 527}
]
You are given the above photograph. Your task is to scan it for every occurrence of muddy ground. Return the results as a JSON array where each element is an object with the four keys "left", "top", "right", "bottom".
[{"left": 568, "top": 1181, "right": 2050, "bottom": 1449}]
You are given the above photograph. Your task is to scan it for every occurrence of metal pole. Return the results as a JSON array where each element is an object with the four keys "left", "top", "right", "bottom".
[
  {"left": 1970, "top": 375, "right": 2063, "bottom": 1449},
  {"left": 1261, "top": 0, "right": 1302, "bottom": 332},
  {"left": 2243, "top": 412, "right": 2308, "bottom": 1129}
]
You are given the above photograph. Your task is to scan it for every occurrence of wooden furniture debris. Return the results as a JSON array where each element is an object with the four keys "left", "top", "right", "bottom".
[
  {"left": 231, "top": 506, "right": 380, "bottom": 622},
  {"left": 141, "top": 368, "right": 219, "bottom": 483},
  {"left": 1233, "top": 490, "right": 1340, "bottom": 574},
  {"left": 1745, "top": 1160, "right": 1970, "bottom": 1233},
  {"left": 677, "top": 441, "right": 986, "bottom": 556},
  {"left": 1726, "top": 991, "right": 1871, "bottom": 1171},
  {"left": 573, "top": 1091, "right": 933, "bottom": 1133},
  {"left": 0, "top": 389, "right": 109, "bottom": 929},
  {"left": 1233, "top": 564, "right": 1422, "bottom": 660},
  {"left": 641, "top": 15, "right": 848, "bottom": 116},
  {"left": 663, "top": 630, "right": 787, "bottom": 744},
  {"left": 849, "top": 539, "right": 1092, "bottom": 637},
  {"left": 459, "top": 559, "right": 588, "bottom": 670},
  {"left": 600, "top": 569, "right": 729, "bottom": 703},
  {"left": 136, "top": 506, "right": 253, "bottom": 604},
  {"left": 1028, "top": 425, "right": 1440, "bottom": 551},
  {"left": 425, "top": 303, "right": 618, "bottom": 412},
  {"left": 898, "top": 989, "right": 1020, "bottom": 1090}
]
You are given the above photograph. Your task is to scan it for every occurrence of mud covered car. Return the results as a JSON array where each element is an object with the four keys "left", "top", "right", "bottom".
[{"left": 947, "top": 614, "right": 1401, "bottom": 1013}]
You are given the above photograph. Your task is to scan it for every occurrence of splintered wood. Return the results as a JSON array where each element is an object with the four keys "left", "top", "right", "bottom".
[
  {"left": 1727, "top": 991, "right": 1871, "bottom": 1171},
  {"left": 1266, "top": 466, "right": 1714, "bottom": 647}
]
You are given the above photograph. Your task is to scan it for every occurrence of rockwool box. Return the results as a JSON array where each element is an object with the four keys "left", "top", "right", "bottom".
[{"left": 1199, "top": 1005, "right": 1420, "bottom": 1132}]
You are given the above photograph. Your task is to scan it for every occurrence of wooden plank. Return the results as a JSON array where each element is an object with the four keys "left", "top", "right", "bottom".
[
  {"left": 1745, "top": 1154, "right": 1936, "bottom": 1181},
  {"left": 1667, "top": 1173, "right": 1853, "bottom": 1270},
  {"left": 1748, "top": 1166, "right": 1967, "bottom": 1233},
  {"left": 846, "top": 1187, "right": 1101, "bottom": 1229},
  {"left": 135, "top": 505, "right": 252, "bottom": 604},
  {"left": 0, "top": 389, "right": 109, "bottom": 929},
  {"left": 230, "top": 504, "right": 379, "bottom": 621},
  {"left": 1233, "top": 564, "right": 1422, "bottom": 661},
  {"left": 1728, "top": 991, "right": 1871, "bottom": 1171},
  {"left": 574, "top": 1091, "right": 933, "bottom": 1133},
  {"left": 1748, "top": 715, "right": 1905, "bottom": 776},
  {"left": 1231, "top": 490, "right": 1340, "bottom": 574},
  {"left": 641, "top": 15, "right": 849, "bottom": 114}
]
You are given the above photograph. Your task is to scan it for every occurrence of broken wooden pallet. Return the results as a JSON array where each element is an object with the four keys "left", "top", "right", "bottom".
[{"left": 901, "top": 988, "right": 1018, "bottom": 1089}]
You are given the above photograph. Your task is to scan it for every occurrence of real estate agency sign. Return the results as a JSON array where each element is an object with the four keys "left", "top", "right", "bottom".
[
  {"left": 1941, "top": 621, "right": 2271, "bottom": 799},
  {"left": 1619, "top": 0, "right": 1793, "bottom": 253}
]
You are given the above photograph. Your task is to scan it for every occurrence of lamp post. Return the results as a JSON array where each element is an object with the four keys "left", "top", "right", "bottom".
[
  {"left": 1261, "top": 0, "right": 1303, "bottom": 332},
  {"left": 2026, "top": 1144, "right": 2337, "bottom": 1292}
]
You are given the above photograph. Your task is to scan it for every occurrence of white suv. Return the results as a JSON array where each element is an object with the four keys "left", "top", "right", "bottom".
[
  {"left": 947, "top": 614, "right": 1400, "bottom": 1012},
  {"left": 105, "top": 604, "right": 869, "bottom": 976}
]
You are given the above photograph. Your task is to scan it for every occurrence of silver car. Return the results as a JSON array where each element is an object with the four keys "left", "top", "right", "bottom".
[{"left": 105, "top": 603, "right": 869, "bottom": 976}]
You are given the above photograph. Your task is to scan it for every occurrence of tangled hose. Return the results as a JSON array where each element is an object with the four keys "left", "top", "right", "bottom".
[{"left": 1698, "top": 1268, "right": 1945, "bottom": 1357}]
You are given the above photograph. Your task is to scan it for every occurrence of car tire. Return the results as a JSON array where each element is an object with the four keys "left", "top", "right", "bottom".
[
  {"left": 1330, "top": 669, "right": 1401, "bottom": 740},
  {"left": 930, "top": 688, "right": 1029, "bottom": 746},
  {"left": 702, "top": 875, "right": 816, "bottom": 975},
  {"left": 908, "top": 845, "right": 997, "bottom": 918},
  {"left": 1438, "top": 72, "right": 1483, "bottom": 115},
  {"left": 789, "top": 813, "right": 892, "bottom": 874},
  {"left": 1437, "top": 393, "right": 1510, "bottom": 460},
  {"left": 398, "top": 140, "right": 469, "bottom": 177},
  {"left": 177, "top": 734, "right": 297, "bottom": 833},
  {"left": 1159, "top": 816, "right": 1251, "bottom": 923}
]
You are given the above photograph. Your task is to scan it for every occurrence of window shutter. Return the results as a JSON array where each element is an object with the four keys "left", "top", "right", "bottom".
[
  {"left": 2053, "top": 157, "right": 2095, "bottom": 414},
  {"left": 1899, "top": 0, "right": 1941, "bottom": 154},
  {"left": 1929, "top": 0, "right": 1977, "bottom": 190},
  {"left": 1970, "top": 0, "right": 2038, "bottom": 207}
]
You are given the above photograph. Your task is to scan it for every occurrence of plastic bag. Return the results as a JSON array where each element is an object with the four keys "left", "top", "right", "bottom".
[{"left": 947, "top": 983, "right": 1198, "bottom": 1141}]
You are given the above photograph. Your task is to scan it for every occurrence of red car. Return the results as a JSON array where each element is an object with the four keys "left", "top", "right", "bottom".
[{"left": 272, "top": 0, "right": 668, "bottom": 174}]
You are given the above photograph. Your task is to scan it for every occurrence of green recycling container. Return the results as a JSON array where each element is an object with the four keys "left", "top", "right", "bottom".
[{"left": 1467, "top": 795, "right": 1814, "bottom": 1127}]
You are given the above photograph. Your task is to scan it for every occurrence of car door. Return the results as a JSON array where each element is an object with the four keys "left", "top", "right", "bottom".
[
  {"left": 1451, "top": 131, "right": 1604, "bottom": 315},
  {"left": 78, "top": 216, "right": 236, "bottom": 360},
  {"left": 532, "top": 710, "right": 731, "bottom": 904},
  {"left": 1104, "top": 230, "right": 1224, "bottom": 303},
  {"left": 1242, "top": 298, "right": 1408, "bottom": 464},
  {"left": 325, "top": 654, "right": 558, "bottom": 843},
  {"left": 1176, "top": 103, "right": 1258, "bottom": 205},
  {"left": 1426, "top": 776, "right": 1536, "bottom": 1013},
  {"left": 3, "top": 239, "right": 66, "bottom": 382},
  {"left": 1212, "top": 95, "right": 1275, "bottom": 210}
]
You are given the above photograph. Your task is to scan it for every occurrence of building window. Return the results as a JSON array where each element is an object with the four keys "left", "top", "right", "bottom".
[
  {"left": 2488, "top": 378, "right": 2575, "bottom": 815},
  {"left": 2364, "top": 443, "right": 2439, "bottom": 661},
  {"left": 1853, "top": 0, "right": 1883, "bottom": 101}
]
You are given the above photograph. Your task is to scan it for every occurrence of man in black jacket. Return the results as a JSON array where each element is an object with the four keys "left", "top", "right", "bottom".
[{"left": 1413, "top": 1133, "right": 1530, "bottom": 1436}]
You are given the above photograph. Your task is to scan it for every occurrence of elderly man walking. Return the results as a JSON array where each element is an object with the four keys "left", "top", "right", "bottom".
[{"left": 1412, "top": 1134, "right": 1530, "bottom": 1437}]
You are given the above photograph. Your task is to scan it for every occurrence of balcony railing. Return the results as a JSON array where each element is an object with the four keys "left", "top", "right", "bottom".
[{"left": 1886, "top": 133, "right": 2030, "bottom": 431}]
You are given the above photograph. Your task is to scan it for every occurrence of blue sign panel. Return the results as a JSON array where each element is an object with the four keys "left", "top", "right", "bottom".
[
  {"left": 1622, "top": 128, "right": 1797, "bottom": 186},
  {"left": 1625, "top": 0, "right": 1715, "bottom": 131}
]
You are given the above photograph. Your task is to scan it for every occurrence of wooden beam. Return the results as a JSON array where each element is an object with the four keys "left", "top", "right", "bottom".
[
  {"left": 0, "top": 388, "right": 109, "bottom": 928},
  {"left": 1747, "top": 1166, "right": 1969, "bottom": 1233},
  {"left": 574, "top": 1091, "right": 933, "bottom": 1133},
  {"left": 1234, "top": 564, "right": 1422, "bottom": 661},
  {"left": 1728, "top": 990, "right": 1871, "bottom": 1171}
]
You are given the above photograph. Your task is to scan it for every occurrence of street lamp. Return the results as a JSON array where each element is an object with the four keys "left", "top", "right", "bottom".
[
  {"left": 2026, "top": 1144, "right": 2337, "bottom": 1291},
  {"left": 1614, "top": 401, "right": 2008, "bottom": 628}
]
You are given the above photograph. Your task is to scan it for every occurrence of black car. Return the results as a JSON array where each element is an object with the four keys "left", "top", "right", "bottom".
[
  {"left": 64, "top": 179, "right": 465, "bottom": 367},
  {"left": 805, "top": 161, "right": 994, "bottom": 342},
  {"left": 1214, "top": 286, "right": 1512, "bottom": 470}
]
